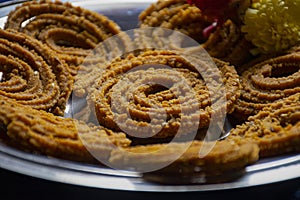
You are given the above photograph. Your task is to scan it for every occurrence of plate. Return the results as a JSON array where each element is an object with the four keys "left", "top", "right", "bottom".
[{"left": 0, "top": 0, "right": 299, "bottom": 192}]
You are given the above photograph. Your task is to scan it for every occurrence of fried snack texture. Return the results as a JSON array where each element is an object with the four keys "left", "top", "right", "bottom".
[
  {"left": 227, "top": 94, "right": 300, "bottom": 157},
  {"left": 139, "top": 0, "right": 212, "bottom": 43},
  {"left": 109, "top": 140, "right": 259, "bottom": 184},
  {"left": 90, "top": 49, "right": 241, "bottom": 139},
  {"left": 0, "top": 97, "right": 131, "bottom": 162},
  {"left": 1, "top": 0, "right": 299, "bottom": 186},
  {"left": 202, "top": 20, "right": 254, "bottom": 67},
  {"left": 4, "top": 0, "right": 125, "bottom": 75},
  {"left": 0, "top": 29, "right": 72, "bottom": 116},
  {"left": 232, "top": 53, "right": 300, "bottom": 121},
  {"left": 139, "top": 0, "right": 253, "bottom": 67}
]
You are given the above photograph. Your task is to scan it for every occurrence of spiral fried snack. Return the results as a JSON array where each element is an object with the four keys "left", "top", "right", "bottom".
[
  {"left": 227, "top": 94, "right": 300, "bottom": 158},
  {"left": 0, "top": 96, "right": 131, "bottom": 162},
  {"left": 90, "top": 49, "right": 240, "bottom": 140},
  {"left": 109, "top": 140, "right": 259, "bottom": 184},
  {"left": 4, "top": 0, "right": 125, "bottom": 75},
  {"left": 232, "top": 53, "right": 300, "bottom": 121},
  {"left": 201, "top": 20, "right": 254, "bottom": 67},
  {"left": 0, "top": 29, "right": 72, "bottom": 116},
  {"left": 139, "top": 0, "right": 212, "bottom": 44}
]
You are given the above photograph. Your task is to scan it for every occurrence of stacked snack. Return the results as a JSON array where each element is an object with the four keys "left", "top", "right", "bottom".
[
  {"left": 190, "top": 0, "right": 300, "bottom": 61},
  {"left": 139, "top": 0, "right": 300, "bottom": 67},
  {"left": 201, "top": 19, "right": 253, "bottom": 66}
]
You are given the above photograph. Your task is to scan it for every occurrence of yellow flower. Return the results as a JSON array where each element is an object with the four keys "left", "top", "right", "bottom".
[{"left": 241, "top": 0, "right": 300, "bottom": 55}]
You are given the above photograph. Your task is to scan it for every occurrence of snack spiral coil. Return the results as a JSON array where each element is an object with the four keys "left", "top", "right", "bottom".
[
  {"left": 4, "top": 0, "right": 126, "bottom": 75},
  {"left": 139, "top": 0, "right": 212, "bottom": 44},
  {"left": 90, "top": 49, "right": 241, "bottom": 140},
  {"left": 0, "top": 29, "right": 72, "bottom": 116},
  {"left": 233, "top": 53, "right": 300, "bottom": 121},
  {"left": 0, "top": 0, "right": 299, "bottom": 186},
  {"left": 202, "top": 20, "right": 254, "bottom": 67},
  {"left": 228, "top": 93, "right": 300, "bottom": 157}
]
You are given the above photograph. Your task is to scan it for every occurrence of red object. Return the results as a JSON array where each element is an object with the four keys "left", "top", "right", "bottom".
[
  {"left": 187, "top": 0, "right": 239, "bottom": 38},
  {"left": 187, "top": 0, "right": 231, "bottom": 17},
  {"left": 202, "top": 21, "right": 218, "bottom": 38}
]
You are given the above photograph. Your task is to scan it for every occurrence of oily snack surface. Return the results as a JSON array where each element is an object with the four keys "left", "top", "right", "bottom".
[{"left": 0, "top": 29, "right": 72, "bottom": 116}]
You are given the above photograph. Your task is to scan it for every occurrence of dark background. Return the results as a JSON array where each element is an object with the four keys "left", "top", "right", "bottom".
[{"left": 1, "top": 168, "right": 299, "bottom": 200}]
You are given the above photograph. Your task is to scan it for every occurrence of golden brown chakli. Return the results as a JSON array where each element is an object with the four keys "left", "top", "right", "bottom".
[
  {"left": 109, "top": 140, "right": 259, "bottom": 184},
  {"left": 90, "top": 49, "right": 241, "bottom": 140},
  {"left": 0, "top": 29, "right": 72, "bottom": 116},
  {"left": 0, "top": 0, "right": 298, "bottom": 186},
  {"left": 5, "top": 0, "right": 126, "bottom": 75},
  {"left": 139, "top": 0, "right": 213, "bottom": 44},
  {"left": 232, "top": 53, "right": 300, "bottom": 121},
  {"left": 0, "top": 96, "right": 131, "bottom": 162},
  {"left": 227, "top": 93, "right": 300, "bottom": 158},
  {"left": 202, "top": 19, "right": 254, "bottom": 67},
  {"left": 139, "top": 0, "right": 253, "bottom": 67}
]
